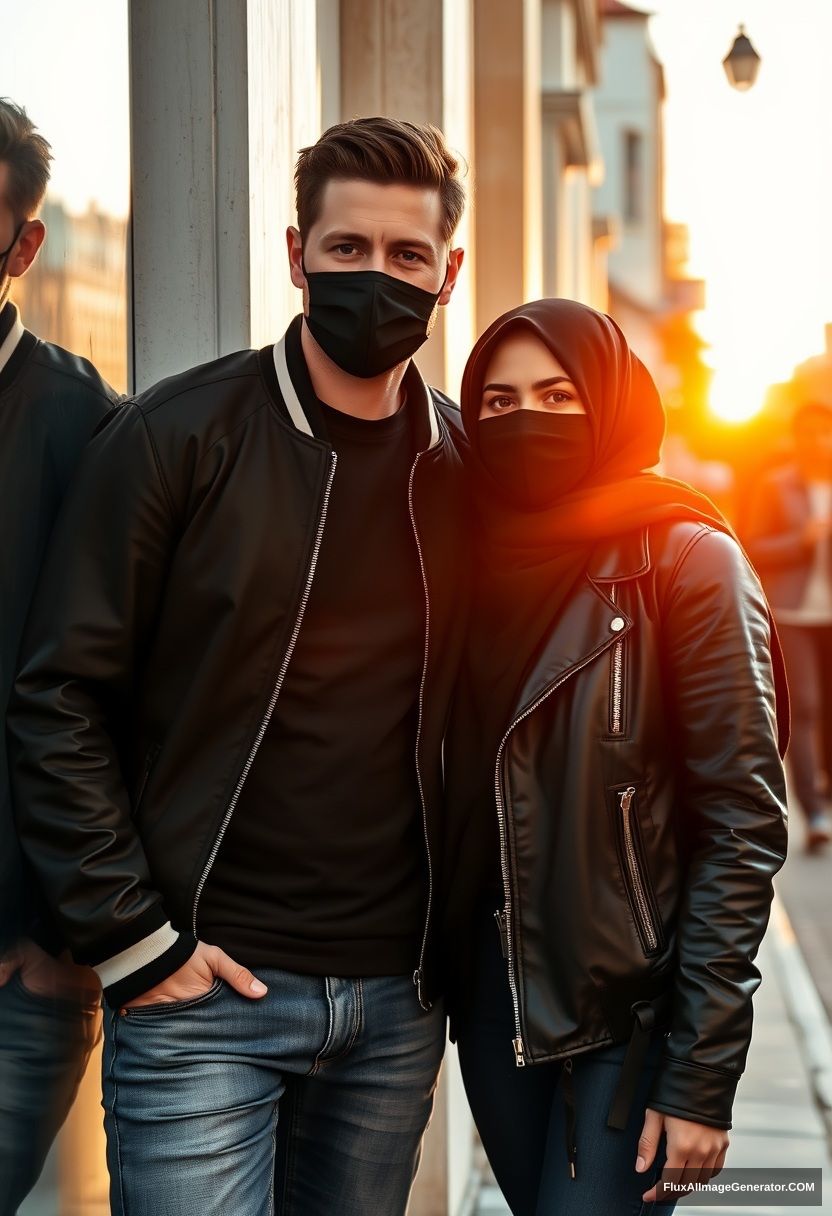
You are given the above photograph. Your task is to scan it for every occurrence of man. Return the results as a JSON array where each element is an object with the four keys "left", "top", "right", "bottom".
[
  {"left": 0, "top": 98, "right": 118, "bottom": 1213},
  {"left": 745, "top": 399, "right": 832, "bottom": 852},
  {"left": 8, "top": 117, "right": 469, "bottom": 1215}
]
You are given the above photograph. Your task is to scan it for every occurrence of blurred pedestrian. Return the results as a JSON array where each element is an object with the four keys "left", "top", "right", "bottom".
[
  {"left": 7, "top": 117, "right": 469, "bottom": 1216},
  {"left": 442, "top": 298, "right": 789, "bottom": 1216},
  {"left": 745, "top": 400, "right": 832, "bottom": 852},
  {"left": 0, "top": 98, "right": 117, "bottom": 1215}
]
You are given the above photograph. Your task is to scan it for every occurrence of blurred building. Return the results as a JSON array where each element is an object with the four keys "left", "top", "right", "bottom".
[
  {"left": 592, "top": 0, "right": 704, "bottom": 405},
  {"left": 14, "top": 198, "right": 128, "bottom": 392}
]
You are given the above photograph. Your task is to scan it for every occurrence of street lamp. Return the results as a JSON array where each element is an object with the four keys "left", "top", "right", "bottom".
[{"left": 723, "top": 25, "right": 762, "bottom": 91}]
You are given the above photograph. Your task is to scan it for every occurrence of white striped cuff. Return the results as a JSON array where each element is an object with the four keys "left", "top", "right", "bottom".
[{"left": 93, "top": 921, "right": 180, "bottom": 988}]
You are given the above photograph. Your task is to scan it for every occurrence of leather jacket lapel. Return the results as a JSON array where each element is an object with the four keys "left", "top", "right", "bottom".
[{"left": 509, "top": 577, "right": 633, "bottom": 726}]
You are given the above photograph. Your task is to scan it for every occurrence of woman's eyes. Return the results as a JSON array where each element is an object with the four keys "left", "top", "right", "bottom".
[{"left": 485, "top": 392, "right": 574, "bottom": 412}]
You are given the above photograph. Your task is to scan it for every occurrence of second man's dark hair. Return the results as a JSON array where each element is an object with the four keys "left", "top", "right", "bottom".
[{"left": 0, "top": 99, "right": 52, "bottom": 220}]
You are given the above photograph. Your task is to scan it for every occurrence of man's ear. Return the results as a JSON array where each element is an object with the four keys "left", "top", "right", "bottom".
[
  {"left": 287, "top": 226, "right": 305, "bottom": 291},
  {"left": 8, "top": 220, "right": 45, "bottom": 279},
  {"left": 438, "top": 246, "right": 464, "bottom": 306}
]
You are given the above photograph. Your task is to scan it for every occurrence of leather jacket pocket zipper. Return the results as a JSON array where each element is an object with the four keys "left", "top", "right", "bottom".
[
  {"left": 616, "top": 786, "right": 664, "bottom": 956},
  {"left": 134, "top": 743, "right": 161, "bottom": 815},
  {"left": 609, "top": 584, "right": 625, "bottom": 734}
]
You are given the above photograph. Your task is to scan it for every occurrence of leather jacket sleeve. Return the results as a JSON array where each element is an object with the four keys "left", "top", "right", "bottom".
[
  {"left": 7, "top": 402, "right": 197, "bottom": 998},
  {"left": 645, "top": 527, "right": 789, "bottom": 1128}
]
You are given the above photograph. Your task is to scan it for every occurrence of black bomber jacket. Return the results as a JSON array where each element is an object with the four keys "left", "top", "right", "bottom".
[
  {"left": 0, "top": 301, "right": 118, "bottom": 954},
  {"left": 7, "top": 315, "right": 470, "bottom": 1008}
]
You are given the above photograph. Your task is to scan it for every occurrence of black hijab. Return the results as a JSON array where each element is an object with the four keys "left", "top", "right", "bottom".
[{"left": 458, "top": 298, "right": 745, "bottom": 775}]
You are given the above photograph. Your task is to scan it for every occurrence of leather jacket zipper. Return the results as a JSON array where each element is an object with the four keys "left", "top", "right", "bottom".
[
  {"left": 409, "top": 451, "right": 435, "bottom": 1012},
  {"left": 617, "top": 785, "right": 661, "bottom": 954},
  {"left": 610, "top": 583, "right": 624, "bottom": 734},
  {"left": 495, "top": 642, "right": 618, "bottom": 1068},
  {"left": 191, "top": 450, "right": 338, "bottom": 934}
]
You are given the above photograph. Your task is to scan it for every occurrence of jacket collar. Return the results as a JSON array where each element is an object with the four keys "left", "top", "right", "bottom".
[
  {"left": 586, "top": 527, "right": 651, "bottom": 584},
  {"left": 509, "top": 530, "right": 649, "bottom": 725},
  {"left": 272, "top": 317, "right": 441, "bottom": 453},
  {"left": 0, "top": 301, "right": 25, "bottom": 379}
]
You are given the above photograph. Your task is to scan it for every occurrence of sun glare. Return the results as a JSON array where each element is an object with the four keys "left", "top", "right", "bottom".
[{"left": 646, "top": 0, "right": 832, "bottom": 430}]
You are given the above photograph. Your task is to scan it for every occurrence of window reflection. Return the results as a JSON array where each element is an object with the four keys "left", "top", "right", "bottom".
[{"left": 1, "top": 0, "right": 129, "bottom": 393}]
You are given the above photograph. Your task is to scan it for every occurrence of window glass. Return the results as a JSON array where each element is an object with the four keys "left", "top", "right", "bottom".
[{"left": 1, "top": 0, "right": 130, "bottom": 392}]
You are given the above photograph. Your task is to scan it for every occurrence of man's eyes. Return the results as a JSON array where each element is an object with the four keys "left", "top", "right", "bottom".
[{"left": 329, "top": 245, "right": 426, "bottom": 264}]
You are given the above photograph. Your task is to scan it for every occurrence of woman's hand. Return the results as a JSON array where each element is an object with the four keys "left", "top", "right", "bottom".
[{"left": 637, "top": 1107, "right": 730, "bottom": 1203}]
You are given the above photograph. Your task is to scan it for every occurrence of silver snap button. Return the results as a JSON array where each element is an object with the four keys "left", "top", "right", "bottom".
[{"left": 610, "top": 616, "right": 625, "bottom": 633}]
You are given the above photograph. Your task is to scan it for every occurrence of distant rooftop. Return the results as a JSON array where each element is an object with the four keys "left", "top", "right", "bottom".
[{"left": 599, "top": 0, "right": 651, "bottom": 17}]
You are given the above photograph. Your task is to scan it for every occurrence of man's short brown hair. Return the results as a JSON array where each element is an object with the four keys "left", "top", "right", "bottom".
[
  {"left": 295, "top": 117, "right": 466, "bottom": 244},
  {"left": 0, "top": 99, "right": 52, "bottom": 219}
]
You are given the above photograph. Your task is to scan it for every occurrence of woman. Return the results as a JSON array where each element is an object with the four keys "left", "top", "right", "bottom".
[{"left": 442, "top": 298, "right": 789, "bottom": 1215}]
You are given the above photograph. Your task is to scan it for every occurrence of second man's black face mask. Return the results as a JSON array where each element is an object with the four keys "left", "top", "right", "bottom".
[{"left": 302, "top": 258, "right": 447, "bottom": 379}]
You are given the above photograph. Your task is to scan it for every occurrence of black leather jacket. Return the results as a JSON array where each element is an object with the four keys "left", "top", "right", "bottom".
[
  {"left": 7, "top": 317, "right": 469, "bottom": 1008},
  {"left": 0, "top": 305, "right": 117, "bottom": 954},
  {"left": 443, "top": 520, "right": 789, "bottom": 1173}
]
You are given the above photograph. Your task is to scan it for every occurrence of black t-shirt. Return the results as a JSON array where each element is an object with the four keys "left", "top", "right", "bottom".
[{"left": 199, "top": 380, "right": 428, "bottom": 976}]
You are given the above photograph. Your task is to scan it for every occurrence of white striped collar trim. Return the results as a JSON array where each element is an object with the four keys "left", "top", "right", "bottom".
[
  {"left": 272, "top": 334, "right": 441, "bottom": 450},
  {"left": 0, "top": 303, "right": 25, "bottom": 379}
]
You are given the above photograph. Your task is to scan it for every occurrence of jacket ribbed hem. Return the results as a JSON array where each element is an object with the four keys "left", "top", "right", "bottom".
[
  {"left": 646, "top": 1056, "right": 739, "bottom": 1129},
  {"left": 78, "top": 902, "right": 170, "bottom": 967},
  {"left": 102, "top": 932, "right": 198, "bottom": 1009}
]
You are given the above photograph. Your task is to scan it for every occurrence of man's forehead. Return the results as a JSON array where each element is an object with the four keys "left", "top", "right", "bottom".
[{"left": 314, "top": 178, "right": 443, "bottom": 241}]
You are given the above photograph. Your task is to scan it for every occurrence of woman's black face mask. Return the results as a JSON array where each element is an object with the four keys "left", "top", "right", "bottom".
[
  {"left": 302, "top": 258, "right": 448, "bottom": 379},
  {"left": 478, "top": 410, "right": 594, "bottom": 510}
]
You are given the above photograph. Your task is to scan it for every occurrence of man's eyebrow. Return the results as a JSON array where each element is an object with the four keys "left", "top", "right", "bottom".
[
  {"left": 319, "top": 231, "right": 438, "bottom": 256},
  {"left": 319, "top": 230, "right": 372, "bottom": 246}
]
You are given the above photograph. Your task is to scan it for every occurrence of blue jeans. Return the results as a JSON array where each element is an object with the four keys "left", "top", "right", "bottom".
[
  {"left": 102, "top": 966, "right": 445, "bottom": 1216},
  {"left": 0, "top": 971, "right": 100, "bottom": 1216},
  {"left": 457, "top": 912, "right": 678, "bottom": 1216}
]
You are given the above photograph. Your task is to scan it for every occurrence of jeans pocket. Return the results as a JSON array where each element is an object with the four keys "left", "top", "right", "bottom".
[{"left": 121, "top": 975, "right": 225, "bottom": 1018}]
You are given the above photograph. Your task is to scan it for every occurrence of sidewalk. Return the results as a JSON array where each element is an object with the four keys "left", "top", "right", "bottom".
[{"left": 476, "top": 893, "right": 832, "bottom": 1214}]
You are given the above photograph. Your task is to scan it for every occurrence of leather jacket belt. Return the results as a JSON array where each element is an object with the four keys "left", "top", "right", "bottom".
[{"left": 559, "top": 987, "right": 674, "bottom": 1181}]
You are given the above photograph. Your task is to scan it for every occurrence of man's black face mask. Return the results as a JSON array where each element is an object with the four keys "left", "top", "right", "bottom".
[
  {"left": 302, "top": 258, "right": 448, "bottom": 379},
  {"left": 0, "top": 219, "right": 25, "bottom": 311}
]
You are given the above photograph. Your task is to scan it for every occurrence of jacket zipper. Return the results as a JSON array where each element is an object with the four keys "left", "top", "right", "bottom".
[
  {"left": 409, "top": 451, "right": 435, "bottom": 1012},
  {"left": 495, "top": 643, "right": 617, "bottom": 1068},
  {"left": 610, "top": 583, "right": 624, "bottom": 734},
  {"left": 191, "top": 450, "right": 338, "bottom": 934},
  {"left": 618, "top": 786, "right": 660, "bottom": 953}
]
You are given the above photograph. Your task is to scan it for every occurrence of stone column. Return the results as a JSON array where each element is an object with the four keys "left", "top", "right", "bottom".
[
  {"left": 338, "top": 0, "right": 475, "bottom": 399},
  {"left": 128, "top": 0, "right": 320, "bottom": 390},
  {"left": 472, "top": 0, "right": 543, "bottom": 334}
]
